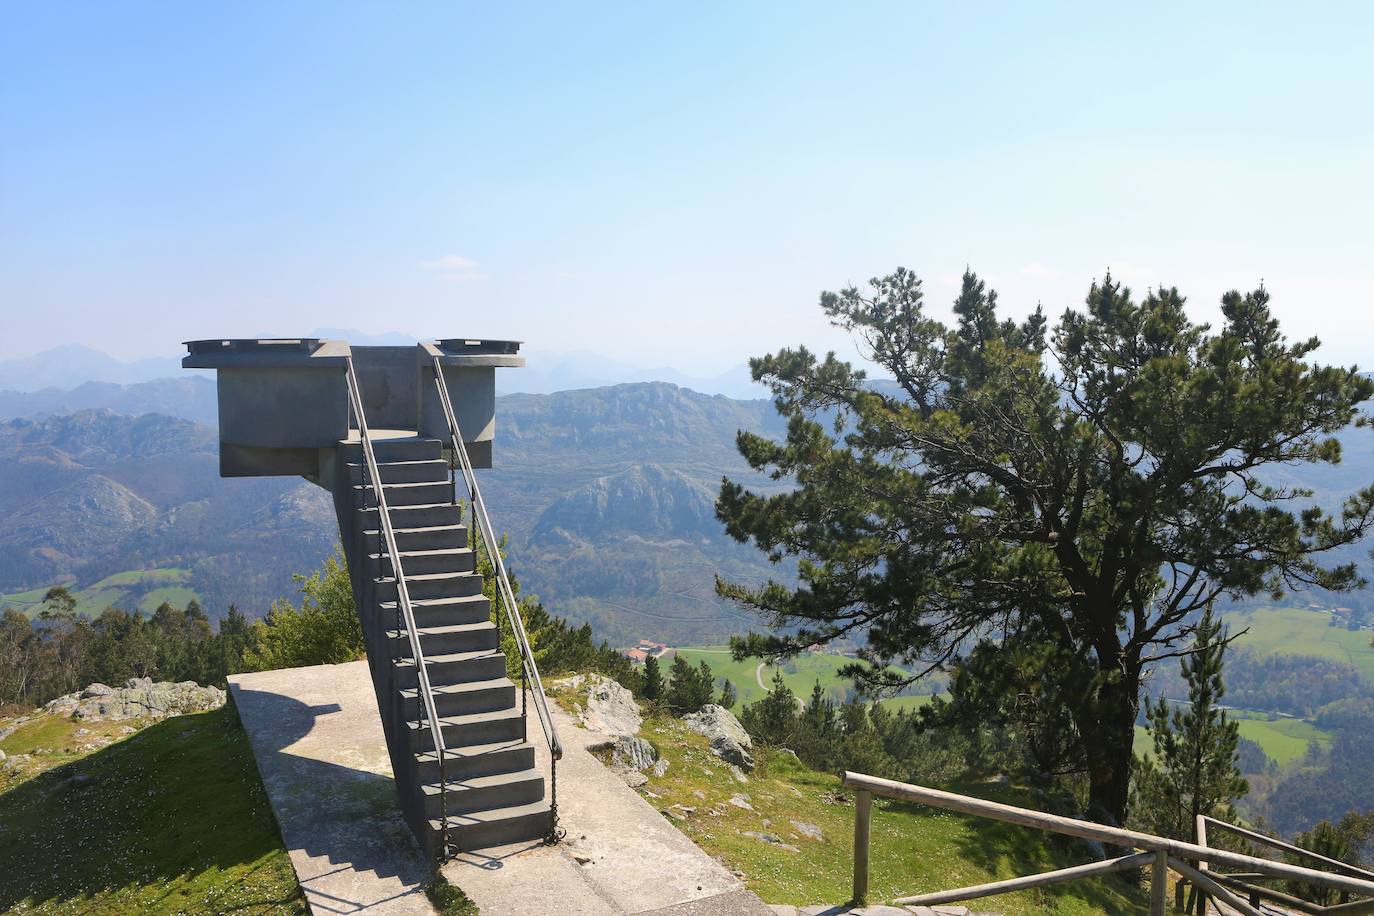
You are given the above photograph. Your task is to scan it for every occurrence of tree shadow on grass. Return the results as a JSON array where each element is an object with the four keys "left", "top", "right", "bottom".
[
  {"left": 887, "top": 783, "right": 1147, "bottom": 915},
  {"left": 0, "top": 688, "right": 428, "bottom": 914}
]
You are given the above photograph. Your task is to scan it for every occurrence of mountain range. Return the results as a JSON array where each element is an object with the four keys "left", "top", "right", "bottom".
[
  {"left": 0, "top": 380, "right": 791, "bottom": 643},
  {"left": 2, "top": 374, "right": 1371, "bottom": 646}
]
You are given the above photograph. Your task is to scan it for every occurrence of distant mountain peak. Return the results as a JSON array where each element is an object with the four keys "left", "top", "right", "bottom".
[{"left": 531, "top": 461, "right": 718, "bottom": 546}]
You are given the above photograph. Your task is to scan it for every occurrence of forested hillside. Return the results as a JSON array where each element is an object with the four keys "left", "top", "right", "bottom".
[{"left": 0, "top": 410, "right": 335, "bottom": 615}]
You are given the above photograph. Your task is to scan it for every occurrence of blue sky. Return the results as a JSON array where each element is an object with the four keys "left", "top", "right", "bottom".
[{"left": 2, "top": 2, "right": 1372, "bottom": 374}]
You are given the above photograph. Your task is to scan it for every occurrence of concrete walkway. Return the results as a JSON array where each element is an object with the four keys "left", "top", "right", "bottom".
[
  {"left": 440, "top": 689, "right": 774, "bottom": 915},
  {"left": 232, "top": 660, "right": 774, "bottom": 916},
  {"left": 230, "top": 662, "right": 436, "bottom": 915}
]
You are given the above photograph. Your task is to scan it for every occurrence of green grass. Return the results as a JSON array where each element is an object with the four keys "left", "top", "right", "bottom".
[
  {"left": 1224, "top": 606, "right": 1374, "bottom": 680},
  {"left": 629, "top": 712, "right": 1147, "bottom": 913},
  {"left": 1, "top": 568, "right": 201, "bottom": 619},
  {"left": 0, "top": 705, "right": 306, "bottom": 914},
  {"left": 138, "top": 586, "right": 200, "bottom": 612},
  {"left": 674, "top": 646, "right": 942, "bottom": 710}
]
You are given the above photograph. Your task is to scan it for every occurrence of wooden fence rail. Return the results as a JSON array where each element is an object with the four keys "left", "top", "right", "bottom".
[{"left": 841, "top": 771, "right": 1374, "bottom": 914}]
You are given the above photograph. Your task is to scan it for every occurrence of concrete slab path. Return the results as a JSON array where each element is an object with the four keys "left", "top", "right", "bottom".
[
  {"left": 232, "top": 659, "right": 775, "bottom": 915},
  {"left": 230, "top": 662, "right": 436, "bottom": 916},
  {"left": 441, "top": 690, "right": 775, "bottom": 916}
]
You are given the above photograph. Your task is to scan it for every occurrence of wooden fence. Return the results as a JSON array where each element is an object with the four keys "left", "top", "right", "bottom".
[{"left": 842, "top": 771, "right": 1374, "bottom": 914}]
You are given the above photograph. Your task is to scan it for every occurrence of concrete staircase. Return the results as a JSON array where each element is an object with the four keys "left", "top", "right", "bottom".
[{"left": 335, "top": 434, "right": 552, "bottom": 859}]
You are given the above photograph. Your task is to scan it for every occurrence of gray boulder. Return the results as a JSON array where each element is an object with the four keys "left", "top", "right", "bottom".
[
  {"left": 577, "top": 674, "right": 643, "bottom": 738},
  {"left": 612, "top": 735, "right": 658, "bottom": 771},
  {"left": 683, "top": 704, "right": 754, "bottom": 772}
]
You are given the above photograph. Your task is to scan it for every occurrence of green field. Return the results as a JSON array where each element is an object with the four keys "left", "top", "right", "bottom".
[
  {"left": 1136, "top": 712, "right": 1333, "bottom": 768},
  {"left": 673, "top": 646, "right": 943, "bottom": 710},
  {"left": 1224, "top": 606, "right": 1374, "bottom": 680},
  {"left": 1, "top": 568, "right": 199, "bottom": 618},
  {"left": 1230, "top": 710, "right": 1334, "bottom": 766},
  {"left": 0, "top": 705, "right": 305, "bottom": 914}
]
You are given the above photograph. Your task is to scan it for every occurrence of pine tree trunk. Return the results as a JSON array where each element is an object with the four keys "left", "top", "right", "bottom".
[{"left": 1082, "top": 670, "right": 1140, "bottom": 828}]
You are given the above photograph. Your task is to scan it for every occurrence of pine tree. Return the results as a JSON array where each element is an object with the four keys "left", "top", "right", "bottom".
[
  {"left": 719, "top": 679, "right": 737, "bottom": 708},
  {"left": 716, "top": 268, "right": 1374, "bottom": 826},
  {"left": 740, "top": 670, "right": 798, "bottom": 746},
  {"left": 1135, "top": 607, "right": 1248, "bottom": 843},
  {"left": 641, "top": 654, "right": 663, "bottom": 705},
  {"left": 793, "top": 681, "right": 839, "bottom": 770},
  {"left": 1289, "top": 820, "right": 1355, "bottom": 905},
  {"left": 666, "top": 656, "right": 714, "bottom": 714}
]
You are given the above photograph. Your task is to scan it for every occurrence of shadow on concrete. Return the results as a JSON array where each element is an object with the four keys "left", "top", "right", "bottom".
[
  {"left": 229, "top": 686, "right": 435, "bottom": 911},
  {"left": 448, "top": 837, "right": 547, "bottom": 872}
]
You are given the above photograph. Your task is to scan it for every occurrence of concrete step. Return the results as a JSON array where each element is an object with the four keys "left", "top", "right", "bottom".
[
  {"left": 383, "top": 594, "right": 491, "bottom": 627},
  {"left": 359, "top": 501, "right": 462, "bottom": 529},
  {"left": 414, "top": 739, "right": 536, "bottom": 781},
  {"left": 394, "top": 649, "right": 508, "bottom": 687},
  {"left": 419, "top": 768, "right": 545, "bottom": 818},
  {"left": 428, "top": 800, "right": 553, "bottom": 854},
  {"left": 354, "top": 480, "right": 453, "bottom": 507},
  {"left": 389, "top": 620, "right": 499, "bottom": 655},
  {"left": 401, "top": 676, "right": 515, "bottom": 716},
  {"left": 346, "top": 438, "right": 443, "bottom": 463},
  {"left": 347, "top": 458, "right": 449, "bottom": 485},
  {"left": 375, "top": 571, "right": 485, "bottom": 601},
  {"left": 364, "top": 524, "right": 468, "bottom": 552},
  {"left": 369, "top": 547, "right": 476, "bottom": 577},
  {"left": 407, "top": 707, "right": 527, "bottom": 750}
]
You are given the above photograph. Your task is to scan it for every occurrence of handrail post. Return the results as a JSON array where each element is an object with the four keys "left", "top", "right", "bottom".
[
  {"left": 1151, "top": 849, "right": 1167, "bottom": 916},
  {"left": 853, "top": 788, "right": 872, "bottom": 906}
]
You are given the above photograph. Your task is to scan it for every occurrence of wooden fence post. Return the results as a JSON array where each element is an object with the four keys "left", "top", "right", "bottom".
[
  {"left": 1152, "top": 850, "right": 1168, "bottom": 916},
  {"left": 853, "top": 788, "right": 872, "bottom": 905},
  {"left": 1196, "top": 814, "right": 1209, "bottom": 915}
]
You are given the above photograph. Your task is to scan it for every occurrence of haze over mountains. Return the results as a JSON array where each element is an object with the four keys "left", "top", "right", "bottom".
[
  {"left": 3, "top": 360, "right": 1372, "bottom": 646},
  {"left": 0, "top": 338, "right": 768, "bottom": 400}
]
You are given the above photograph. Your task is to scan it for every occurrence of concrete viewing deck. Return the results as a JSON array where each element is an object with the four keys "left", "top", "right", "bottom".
[{"left": 230, "top": 660, "right": 774, "bottom": 915}]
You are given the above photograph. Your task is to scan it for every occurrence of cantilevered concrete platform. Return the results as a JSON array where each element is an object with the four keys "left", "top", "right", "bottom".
[{"left": 231, "top": 660, "right": 774, "bottom": 916}]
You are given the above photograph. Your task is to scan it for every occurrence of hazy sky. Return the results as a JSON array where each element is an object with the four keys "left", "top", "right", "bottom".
[{"left": 3, "top": 3, "right": 1372, "bottom": 373}]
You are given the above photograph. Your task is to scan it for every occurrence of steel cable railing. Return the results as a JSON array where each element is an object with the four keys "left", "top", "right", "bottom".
[
  {"left": 429, "top": 356, "right": 563, "bottom": 841},
  {"left": 344, "top": 357, "right": 449, "bottom": 855}
]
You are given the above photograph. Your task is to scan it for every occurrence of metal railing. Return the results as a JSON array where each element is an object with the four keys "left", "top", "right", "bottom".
[
  {"left": 842, "top": 771, "right": 1374, "bottom": 915},
  {"left": 429, "top": 356, "right": 564, "bottom": 841},
  {"left": 344, "top": 357, "right": 450, "bottom": 855}
]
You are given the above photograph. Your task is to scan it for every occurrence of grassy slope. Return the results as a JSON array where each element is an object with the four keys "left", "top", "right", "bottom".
[
  {"left": 1224, "top": 606, "right": 1374, "bottom": 680},
  {"left": 1, "top": 568, "right": 199, "bottom": 619},
  {"left": 617, "top": 708, "right": 1147, "bottom": 913},
  {"left": 0, "top": 704, "right": 305, "bottom": 915}
]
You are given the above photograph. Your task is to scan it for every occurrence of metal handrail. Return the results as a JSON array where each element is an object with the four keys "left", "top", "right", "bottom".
[
  {"left": 344, "top": 358, "right": 449, "bottom": 853},
  {"left": 429, "top": 357, "right": 563, "bottom": 774}
]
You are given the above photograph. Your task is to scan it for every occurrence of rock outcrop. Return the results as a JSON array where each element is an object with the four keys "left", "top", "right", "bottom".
[
  {"left": 43, "top": 677, "right": 225, "bottom": 721},
  {"left": 683, "top": 704, "right": 754, "bottom": 772},
  {"left": 568, "top": 673, "right": 643, "bottom": 738},
  {"left": 612, "top": 734, "right": 658, "bottom": 772}
]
